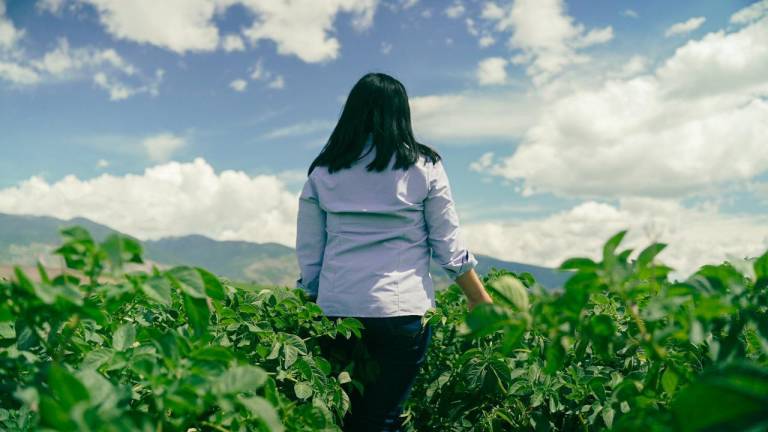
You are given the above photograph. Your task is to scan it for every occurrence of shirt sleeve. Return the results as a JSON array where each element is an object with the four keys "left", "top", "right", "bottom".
[
  {"left": 295, "top": 174, "right": 326, "bottom": 299},
  {"left": 424, "top": 159, "right": 479, "bottom": 280}
]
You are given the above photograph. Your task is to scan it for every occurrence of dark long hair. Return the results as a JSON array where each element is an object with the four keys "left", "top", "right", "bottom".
[{"left": 307, "top": 72, "right": 441, "bottom": 176}]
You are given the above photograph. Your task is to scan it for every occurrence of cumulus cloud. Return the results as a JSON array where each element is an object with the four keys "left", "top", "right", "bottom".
[
  {"left": 622, "top": 9, "right": 638, "bottom": 19},
  {"left": 476, "top": 56, "right": 508, "bottom": 85},
  {"left": 79, "top": 0, "right": 220, "bottom": 53},
  {"left": 0, "top": 0, "right": 24, "bottom": 50},
  {"left": 731, "top": 0, "right": 768, "bottom": 24},
  {"left": 481, "top": 0, "right": 614, "bottom": 85},
  {"left": 0, "top": 158, "right": 300, "bottom": 246},
  {"left": 143, "top": 133, "right": 185, "bottom": 162},
  {"left": 463, "top": 198, "right": 768, "bottom": 278},
  {"left": 247, "top": 58, "right": 285, "bottom": 89},
  {"left": 229, "top": 78, "right": 247, "bottom": 92},
  {"left": 221, "top": 34, "right": 245, "bottom": 52},
  {"left": 234, "top": 0, "right": 379, "bottom": 63},
  {"left": 665, "top": 16, "right": 706, "bottom": 37},
  {"left": 93, "top": 68, "right": 163, "bottom": 100},
  {"left": 410, "top": 90, "right": 538, "bottom": 143},
  {"left": 268, "top": 75, "right": 285, "bottom": 89},
  {"left": 0, "top": 36, "right": 162, "bottom": 100},
  {"left": 36, "top": 0, "right": 66, "bottom": 15},
  {"left": 475, "top": 14, "right": 768, "bottom": 198},
  {"left": 444, "top": 1, "right": 465, "bottom": 19},
  {"left": 66, "top": 0, "right": 379, "bottom": 62}
]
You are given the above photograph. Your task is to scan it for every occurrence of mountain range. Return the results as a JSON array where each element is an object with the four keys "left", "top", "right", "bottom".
[{"left": 0, "top": 212, "right": 571, "bottom": 290}]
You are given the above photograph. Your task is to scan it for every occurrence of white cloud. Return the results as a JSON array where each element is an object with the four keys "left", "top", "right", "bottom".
[
  {"left": 221, "top": 34, "right": 245, "bottom": 52},
  {"left": 32, "top": 38, "right": 136, "bottom": 77},
  {"left": 74, "top": 0, "right": 379, "bottom": 62},
  {"left": 469, "top": 151, "right": 495, "bottom": 172},
  {"left": 248, "top": 58, "right": 284, "bottom": 89},
  {"left": 479, "top": 35, "right": 495, "bottom": 47},
  {"left": 463, "top": 198, "right": 768, "bottom": 278},
  {"left": 261, "top": 120, "right": 333, "bottom": 139},
  {"left": 730, "top": 0, "right": 768, "bottom": 24},
  {"left": 96, "top": 159, "right": 110, "bottom": 168},
  {"left": 481, "top": 0, "right": 614, "bottom": 85},
  {"left": 476, "top": 56, "right": 508, "bottom": 85},
  {"left": 481, "top": 2, "right": 504, "bottom": 20},
  {"left": 622, "top": 9, "right": 638, "bottom": 19},
  {"left": 618, "top": 55, "right": 648, "bottom": 77},
  {"left": 656, "top": 18, "right": 768, "bottom": 98},
  {"left": 268, "top": 75, "right": 284, "bottom": 89},
  {"left": 36, "top": 0, "right": 66, "bottom": 14},
  {"left": 250, "top": 58, "right": 268, "bottom": 80},
  {"left": 444, "top": 1, "right": 465, "bottom": 19},
  {"left": 0, "top": 0, "right": 24, "bottom": 50},
  {"left": 79, "top": 0, "right": 220, "bottom": 53},
  {"left": 143, "top": 133, "right": 185, "bottom": 162},
  {"left": 229, "top": 78, "right": 247, "bottom": 92},
  {"left": 476, "top": 17, "right": 768, "bottom": 198},
  {"left": 0, "top": 158, "right": 300, "bottom": 246},
  {"left": 0, "top": 61, "right": 40, "bottom": 85},
  {"left": 410, "top": 90, "right": 538, "bottom": 143},
  {"left": 93, "top": 68, "right": 163, "bottom": 101},
  {"left": 237, "top": 0, "right": 379, "bottom": 63},
  {"left": 380, "top": 41, "right": 392, "bottom": 54},
  {"left": 0, "top": 36, "right": 161, "bottom": 100},
  {"left": 665, "top": 16, "right": 706, "bottom": 37}
]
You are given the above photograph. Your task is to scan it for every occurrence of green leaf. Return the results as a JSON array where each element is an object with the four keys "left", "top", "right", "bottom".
[
  {"left": 168, "top": 266, "right": 206, "bottom": 298},
  {"left": 48, "top": 364, "right": 89, "bottom": 409},
  {"left": 602, "top": 406, "right": 615, "bottom": 429},
  {"left": 238, "top": 395, "right": 284, "bottom": 432},
  {"left": 141, "top": 275, "right": 172, "bottom": 306},
  {"left": 545, "top": 340, "right": 566, "bottom": 375},
  {"left": 662, "top": 367, "right": 679, "bottom": 396},
  {"left": 603, "top": 230, "right": 628, "bottom": 262},
  {"left": 13, "top": 267, "right": 35, "bottom": 295},
  {"left": 294, "top": 381, "right": 313, "bottom": 400},
  {"left": 672, "top": 362, "right": 768, "bottom": 432},
  {"left": 559, "top": 257, "right": 598, "bottom": 271},
  {"left": 338, "top": 371, "right": 351, "bottom": 384},
  {"left": 60, "top": 226, "right": 94, "bottom": 244},
  {"left": 112, "top": 324, "right": 135, "bottom": 351},
  {"left": 754, "top": 250, "right": 768, "bottom": 279},
  {"left": 213, "top": 365, "right": 268, "bottom": 395},
  {"left": 465, "top": 303, "right": 516, "bottom": 338},
  {"left": 183, "top": 293, "right": 209, "bottom": 337},
  {"left": 487, "top": 275, "right": 529, "bottom": 311},
  {"left": 196, "top": 267, "right": 226, "bottom": 300}
]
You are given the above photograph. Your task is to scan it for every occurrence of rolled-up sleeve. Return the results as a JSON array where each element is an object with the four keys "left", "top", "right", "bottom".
[
  {"left": 424, "top": 160, "right": 479, "bottom": 280},
  {"left": 295, "top": 174, "right": 326, "bottom": 298}
]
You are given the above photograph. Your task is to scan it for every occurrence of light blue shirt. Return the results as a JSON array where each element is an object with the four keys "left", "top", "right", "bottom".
[{"left": 295, "top": 134, "right": 478, "bottom": 317}]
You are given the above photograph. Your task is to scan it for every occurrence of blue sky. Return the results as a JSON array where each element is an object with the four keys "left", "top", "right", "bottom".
[{"left": 1, "top": 0, "right": 767, "bottom": 276}]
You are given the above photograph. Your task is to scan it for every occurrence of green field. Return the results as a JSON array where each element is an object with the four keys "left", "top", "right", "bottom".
[{"left": 1, "top": 227, "right": 767, "bottom": 431}]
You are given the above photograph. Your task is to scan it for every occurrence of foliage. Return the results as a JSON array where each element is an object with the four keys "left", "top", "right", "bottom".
[
  {"left": 402, "top": 230, "right": 768, "bottom": 432},
  {"left": 0, "top": 227, "right": 364, "bottom": 431},
  {"left": 1, "top": 226, "right": 767, "bottom": 431}
]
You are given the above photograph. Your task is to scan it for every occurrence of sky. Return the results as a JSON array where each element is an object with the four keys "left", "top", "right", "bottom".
[{"left": 0, "top": 0, "right": 767, "bottom": 278}]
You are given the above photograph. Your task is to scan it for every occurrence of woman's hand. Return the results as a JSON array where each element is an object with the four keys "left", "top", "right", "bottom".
[
  {"left": 467, "top": 296, "right": 493, "bottom": 312},
  {"left": 456, "top": 269, "right": 494, "bottom": 312}
]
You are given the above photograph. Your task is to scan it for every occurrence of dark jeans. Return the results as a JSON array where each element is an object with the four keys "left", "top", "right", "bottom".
[{"left": 319, "top": 314, "right": 433, "bottom": 432}]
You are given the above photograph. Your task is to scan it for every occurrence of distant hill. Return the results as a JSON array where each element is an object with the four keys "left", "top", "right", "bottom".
[{"left": 0, "top": 213, "right": 571, "bottom": 290}]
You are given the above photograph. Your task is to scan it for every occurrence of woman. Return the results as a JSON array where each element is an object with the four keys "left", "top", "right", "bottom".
[{"left": 295, "top": 72, "right": 493, "bottom": 431}]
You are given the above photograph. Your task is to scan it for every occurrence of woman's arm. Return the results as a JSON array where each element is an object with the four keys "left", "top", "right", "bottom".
[
  {"left": 423, "top": 160, "right": 493, "bottom": 310},
  {"left": 455, "top": 268, "right": 493, "bottom": 311},
  {"left": 295, "top": 175, "right": 326, "bottom": 301}
]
